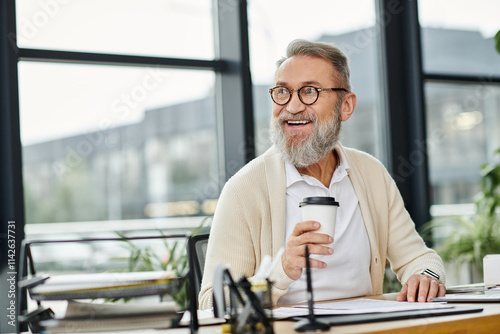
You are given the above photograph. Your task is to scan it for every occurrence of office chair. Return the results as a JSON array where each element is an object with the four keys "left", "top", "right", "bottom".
[{"left": 187, "top": 233, "right": 210, "bottom": 300}]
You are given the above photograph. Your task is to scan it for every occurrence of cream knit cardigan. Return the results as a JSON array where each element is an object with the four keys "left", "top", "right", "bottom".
[{"left": 198, "top": 144, "right": 445, "bottom": 309}]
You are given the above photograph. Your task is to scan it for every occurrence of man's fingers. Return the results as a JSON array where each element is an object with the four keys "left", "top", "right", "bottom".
[
  {"left": 282, "top": 238, "right": 333, "bottom": 280},
  {"left": 406, "top": 277, "right": 419, "bottom": 302},
  {"left": 397, "top": 283, "right": 408, "bottom": 301},
  {"left": 287, "top": 242, "right": 332, "bottom": 258},
  {"left": 298, "top": 233, "right": 333, "bottom": 247},
  {"left": 417, "top": 276, "right": 432, "bottom": 302},
  {"left": 308, "top": 257, "right": 328, "bottom": 269},
  {"left": 291, "top": 220, "right": 321, "bottom": 236},
  {"left": 310, "top": 244, "right": 334, "bottom": 256},
  {"left": 294, "top": 254, "right": 328, "bottom": 269},
  {"left": 438, "top": 284, "right": 446, "bottom": 297},
  {"left": 282, "top": 245, "right": 329, "bottom": 279},
  {"left": 398, "top": 274, "right": 444, "bottom": 303},
  {"left": 290, "top": 244, "right": 333, "bottom": 261},
  {"left": 283, "top": 220, "right": 335, "bottom": 280},
  {"left": 426, "top": 279, "right": 440, "bottom": 302},
  {"left": 289, "top": 232, "right": 332, "bottom": 249}
]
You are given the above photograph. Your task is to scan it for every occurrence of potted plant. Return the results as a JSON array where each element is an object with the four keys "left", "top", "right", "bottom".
[
  {"left": 422, "top": 148, "right": 500, "bottom": 282},
  {"left": 112, "top": 216, "right": 212, "bottom": 308}
]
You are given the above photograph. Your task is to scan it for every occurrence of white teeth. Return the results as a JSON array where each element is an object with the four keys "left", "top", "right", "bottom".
[{"left": 287, "top": 120, "right": 310, "bottom": 125}]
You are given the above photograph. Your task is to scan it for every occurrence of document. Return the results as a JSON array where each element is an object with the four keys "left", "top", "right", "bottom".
[
  {"left": 30, "top": 270, "right": 183, "bottom": 300},
  {"left": 274, "top": 298, "right": 452, "bottom": 319},
  {"left": 432, "top": 289, "right": 500, "bottom": 302},
  {"left": 179, "top": 309, "right": 226, "bottom": 326},
  {"left": 63, "top": 299, "right": 179, "bottom": 318},
  {"left": 40, "top": 300, "right": 180, "bottom": 333}
]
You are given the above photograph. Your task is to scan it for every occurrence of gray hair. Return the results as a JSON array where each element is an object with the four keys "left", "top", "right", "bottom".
[{"left": 276, "top": 39, "right": 351, "bottom": 92}]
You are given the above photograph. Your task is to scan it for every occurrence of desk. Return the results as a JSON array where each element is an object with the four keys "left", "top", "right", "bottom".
[
  {"left": 29, "top": 293, "right": 500, "bottom": 333},
  {"left": 270, "top": 293, "right": 500, "bottom": 334},
  {"left": 174, "top": 293, "right": 500, "bottom": 334}
]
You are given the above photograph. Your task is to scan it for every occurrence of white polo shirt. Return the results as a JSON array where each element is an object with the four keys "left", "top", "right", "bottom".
[{"left": 279, "top": 148, "right": 372, "bottom": 305}]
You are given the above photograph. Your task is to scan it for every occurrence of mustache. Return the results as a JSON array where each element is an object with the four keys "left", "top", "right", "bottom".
[{"left": 276, "top": 111, "right": 317, "bottom": 123}]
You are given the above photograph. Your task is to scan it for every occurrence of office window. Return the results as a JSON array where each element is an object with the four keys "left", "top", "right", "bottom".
[
  {"left": 15, "top": 0, "right": 214, "bottom": 59},
  {"left": 425, "top": 82, "right": 500, "bottom": 205},
  {"left": 19, "top": 62, "right": 218, "bottom": 224},
  {"left": 419, "top": 0, "right": 500, "bottom": 77},
  {"left": 15, "top": 0, "right": 227, "bottom": 234},
  {"left": 248, "top": 0, "right": 387, "bottom": 163},
  {"left": 419, "top": 0, "right": 500, "bottom": 209}
]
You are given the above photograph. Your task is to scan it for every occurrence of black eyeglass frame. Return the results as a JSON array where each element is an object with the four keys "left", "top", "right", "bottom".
[{"left": 268, "top": 86, "right": 349, "bottom": 105}]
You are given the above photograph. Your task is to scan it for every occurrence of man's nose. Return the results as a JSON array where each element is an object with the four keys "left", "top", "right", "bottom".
[{"left": 286, "top": 91, "right": 306, "bottom": 114}]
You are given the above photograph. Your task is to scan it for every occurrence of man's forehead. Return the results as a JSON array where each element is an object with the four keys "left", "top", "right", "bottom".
[{"left": 275, "top": 55, "right": 336, "bottom": 85}]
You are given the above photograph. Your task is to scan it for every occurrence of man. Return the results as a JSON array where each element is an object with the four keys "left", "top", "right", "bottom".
[{"left": 199, "top": 39, "right": 446, "bottom": 308}]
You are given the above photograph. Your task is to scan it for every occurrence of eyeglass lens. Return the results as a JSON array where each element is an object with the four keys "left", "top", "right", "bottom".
[{"left": 271, "top": 86, "right": 319, "bottom": 105}]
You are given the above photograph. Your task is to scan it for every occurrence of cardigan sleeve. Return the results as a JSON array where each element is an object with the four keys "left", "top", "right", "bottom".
[
  {"left": 268, "top": 258, "right": 296, "bottom": 304},
  {"left": 198, "top": 181, "right": 257, "bottom": 309}
]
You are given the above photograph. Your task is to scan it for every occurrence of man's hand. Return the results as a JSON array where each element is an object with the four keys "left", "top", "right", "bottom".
[
  {"left": 281, "top": 220, "right": 333, "bottom": 280},
  {"left": 397, "top": 273, "right": 446, "bottom": 302}
]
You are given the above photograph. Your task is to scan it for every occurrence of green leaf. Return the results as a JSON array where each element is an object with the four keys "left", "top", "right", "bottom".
[
  {"left": 496, "top": 30, "right": 500, "bottom": 55},
  {"left": 110, "top": 216, "right": 212, "bottom": 308}
]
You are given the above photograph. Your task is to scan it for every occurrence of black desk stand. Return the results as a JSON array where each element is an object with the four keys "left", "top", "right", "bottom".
[
  {"left": 17, "top": 235, "right": 199, "bottom": 334},
  {"left": 294, "top": 245, "right": 331, "bottom": 332}
]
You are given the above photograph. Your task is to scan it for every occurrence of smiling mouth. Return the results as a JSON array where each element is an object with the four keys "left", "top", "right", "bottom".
[{"left": 286, "top": 120, "right": 311, "bottom": 126}]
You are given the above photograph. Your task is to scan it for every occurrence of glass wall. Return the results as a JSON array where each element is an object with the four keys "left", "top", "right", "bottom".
[
  {"left": 15, "top": 0, "right": 500, "bottom": 238},
  {"left": 248, "top": 0, "right": 387, "bottom": 163},
  {"left": 419, "top": 0, "right": 500, "bottom": 77},
  {"left": 15, "top": 0, "right": 214, "bottom": 59},
  {"left": 419, "top": 0, "right": 500, "bottom": 208},
  {"left": 20, "top": 63, "right": 218, "bottom": 224},
  {"left": 17, "top": 1, "right": 220, "bottom": 229},
  {"left": 424, "top": 82, "right": 500, "bottom": 205}
]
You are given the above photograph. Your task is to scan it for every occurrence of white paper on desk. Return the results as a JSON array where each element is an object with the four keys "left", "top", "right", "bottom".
[
  {"left": 41, "top": 300, "right": 180, "bottom": 333},
  {"left": 63, "top": 300, "right": 178, "bottom": 319},
  {"left": 179, "top": 309, "right": 226, "bottom": 326},
  {"left": 274, "top": 307, "right": 346, "bottom": 318},
  {"left": 274, "top": 298, "right": 451, "bottom": 319},
  {"left": 32, "top": 270, "right": 176, "bottom": 294}
]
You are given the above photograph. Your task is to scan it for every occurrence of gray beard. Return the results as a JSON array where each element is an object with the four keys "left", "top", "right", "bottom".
[{"left": 270, "top": 106, "right": 342, "bottom": 168}]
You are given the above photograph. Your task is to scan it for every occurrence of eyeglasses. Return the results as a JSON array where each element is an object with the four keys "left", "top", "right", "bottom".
[{"left": 269, "top": 86, "right": 348, "bottom": 106}]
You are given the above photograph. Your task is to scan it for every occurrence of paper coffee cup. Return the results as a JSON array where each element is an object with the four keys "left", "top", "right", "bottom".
[{"left": 299, "top": 197, "right": 339, "bottom": 247}]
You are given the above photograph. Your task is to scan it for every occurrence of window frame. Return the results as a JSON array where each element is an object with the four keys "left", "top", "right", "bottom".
[
  {"left": 419, "top": 7, "right": 500, "bottom": 211},
  {"left": 5, "top": 1, "right": 499, "bottom": 331},
  {"left": 0, "top": 1, "right": 254, "bottom": 332},
  {"left": 378, "top": 0, "right": 431, "bottom": 229}
]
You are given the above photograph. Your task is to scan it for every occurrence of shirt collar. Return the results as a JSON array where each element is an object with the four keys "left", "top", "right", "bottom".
[
  {"left": 285, "top": 162, "right": 303, "bottom": 188},
  {"left": 336, "top": 145, "right": 350, "bottom": 174},
  {"left": 285, "top": 145, "right": 350, "bottom": 188}
]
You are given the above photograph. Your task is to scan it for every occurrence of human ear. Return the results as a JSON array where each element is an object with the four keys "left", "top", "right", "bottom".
[{"left": 340, "top": 92, "right": 357, "bottom": 121}]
